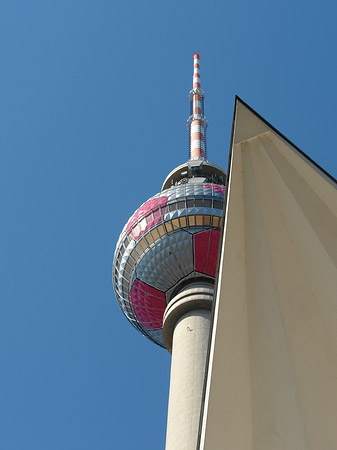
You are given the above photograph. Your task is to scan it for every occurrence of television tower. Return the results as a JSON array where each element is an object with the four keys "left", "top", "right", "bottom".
[{"left": 113, "top": 53, "right": 225, "bottom": 450}]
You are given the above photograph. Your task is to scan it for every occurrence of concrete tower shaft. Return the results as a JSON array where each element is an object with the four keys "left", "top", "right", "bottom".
[
  {"left": 163, "top": 283, "right": 213, "bottom": 450},
  {"left": 160, "top": 55, "right": 222, "bottom": 450}
]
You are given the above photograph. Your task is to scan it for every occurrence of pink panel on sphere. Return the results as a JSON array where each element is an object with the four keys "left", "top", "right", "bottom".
[
  {"left": 194, "top": 231, "right": 209, "bottom": 274},
  {"left": 204, "top": 183, "right": 225, "bottom": 195},
  {"left": 126, "top": 197, "right": 168, "bottom": 240},
  {"left": 130, "top": 279, "right": 166, "bottom": 330},
  {"left": 206, "top": 229, "right": 221, "bottom": 276},
  {"left": 194, "top": 229, "right": 221, "bottom": 277}
]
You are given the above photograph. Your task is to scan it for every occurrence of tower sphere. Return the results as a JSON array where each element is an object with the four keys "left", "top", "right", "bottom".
[{"left": 113, "top": 161, "right": 225, "bottom": 347}]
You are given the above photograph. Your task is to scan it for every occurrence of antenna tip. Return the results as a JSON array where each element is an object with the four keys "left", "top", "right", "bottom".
[{"left": 193, "top": 51, "right": 201, "bottom": 59}]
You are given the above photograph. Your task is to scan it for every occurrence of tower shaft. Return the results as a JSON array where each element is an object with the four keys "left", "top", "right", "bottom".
[
  {"left": 113, "top": 52, "right": 225, "bottom": 448},
  {"left": 163, "top": 283, "right": 214, "bottom": 450}
]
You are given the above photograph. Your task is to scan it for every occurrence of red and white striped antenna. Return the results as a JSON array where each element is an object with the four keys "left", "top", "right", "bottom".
[{"left": 187, "top": 52, "right": 208, "bottom": 160}]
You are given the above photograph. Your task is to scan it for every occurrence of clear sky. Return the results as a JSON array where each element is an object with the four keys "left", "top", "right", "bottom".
[{"left": 1, "top": 0, "right": 336, "bottom": 449}]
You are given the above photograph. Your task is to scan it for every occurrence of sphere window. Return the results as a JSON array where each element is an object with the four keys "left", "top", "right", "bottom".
[
  {"left": 204, "top": 215, "right": 211, "bottom": 226},
  {"left": 157, "top": 224, "right": 166, "bottom": 237},
  {"left": 153, "top": 208, "right": 161, "bottom": 220},
  {"left": 180, "top": 216, "right": 187, "bottom": 228},
  {"left": 213, "top": 200, "right": 223, "bottom": 209},
  {"left": 188, "top": 216, "right": 196, "bottom": 226},
  {"left": 172, "top": 218, "right": 180, "bottom": 229},
  {"left": 168, "top": 203, "right": 177, "bottom": 212},
  {"left": 212, "top": 216, "right": 220, "bottom": 227},
  {"left": 151, "top": 227, "right": 160, "bottom": 240},
  {"left": 196, "top": 215, "right": 203, "bottom": 226},
  {"left": 146, "top": 213, "right": 153, "bottom": 225},
  {"left": 145, "top": 232, "right": 155, "bottom": 245}
]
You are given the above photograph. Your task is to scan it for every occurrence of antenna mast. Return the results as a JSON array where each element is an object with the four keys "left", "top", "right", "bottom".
[{"left": 187, "top": 53, "right": 208, "bottom": 161}]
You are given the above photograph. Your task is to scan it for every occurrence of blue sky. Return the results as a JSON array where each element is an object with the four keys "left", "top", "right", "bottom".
[{"left": 1, "top": 1, "right": 336, "bottom": 449}]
